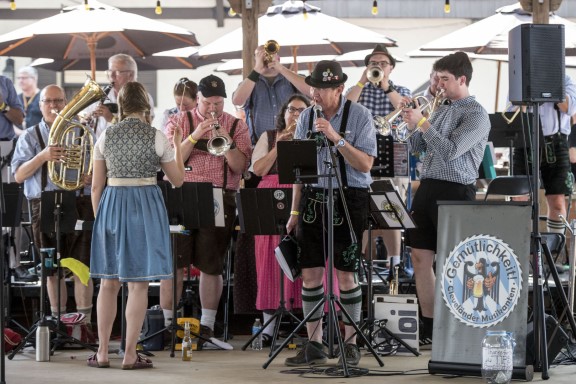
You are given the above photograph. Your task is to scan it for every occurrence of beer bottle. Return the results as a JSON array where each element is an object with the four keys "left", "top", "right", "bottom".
[{"left": 182, "top": 321, "right": 192, "bottom": 361}]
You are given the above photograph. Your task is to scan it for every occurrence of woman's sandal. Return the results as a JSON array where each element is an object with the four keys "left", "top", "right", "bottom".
[
  {"left": 86, "top": 354, "right": 110, "bottom": 368},
  {"left": 121, "top": 354, "right": 153, "bottom": 370}
]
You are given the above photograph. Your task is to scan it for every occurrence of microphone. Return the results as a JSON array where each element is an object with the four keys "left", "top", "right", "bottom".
[{"left": 313, "top": 104, "right": 324, "bottom": 120}]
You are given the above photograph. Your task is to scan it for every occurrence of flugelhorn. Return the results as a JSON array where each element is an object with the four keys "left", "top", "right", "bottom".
[
  {"left": 207, "top": 112, "right": 231, "bottom": 156},
  {"left": 263, "top": 40, "right": 280, "bottom": 64},
  {"left": 48, "top": 78, "right": 106, "bottom": 191}
]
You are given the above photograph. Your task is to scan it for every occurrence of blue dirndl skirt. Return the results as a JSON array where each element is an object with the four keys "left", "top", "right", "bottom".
[{"left": 90, "top": 185, "right": 173, "bottom": 282}]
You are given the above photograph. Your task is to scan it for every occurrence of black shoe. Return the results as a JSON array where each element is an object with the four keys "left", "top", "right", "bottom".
[
  {"left": 262, "top": 333, "right": 273, "bottom": 348},
  {"left": 13, "top": 266, "right": 38, "bottom": 282},
  {"left": 337, "top": 343, "right": 361, "bottom": 366},
  {"left": 285, "top": 341, "right": 327, "bottom": 367}
]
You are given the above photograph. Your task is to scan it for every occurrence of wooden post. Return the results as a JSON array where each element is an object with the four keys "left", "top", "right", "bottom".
[
  {"left": 532, "top": 0, "right": 550, "bottom": 24},
  {"left": 229, "top": 0, "right": 272, "bottom": 78}
]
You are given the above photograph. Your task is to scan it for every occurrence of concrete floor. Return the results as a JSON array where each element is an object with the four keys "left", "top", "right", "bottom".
[{"left": 3, "top": 336, "right": 576, "bottom": 384}]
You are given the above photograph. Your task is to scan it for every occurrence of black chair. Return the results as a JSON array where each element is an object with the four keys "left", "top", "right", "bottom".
[{"left": 484, "top": 176, "right": 531, "bottom": 201}]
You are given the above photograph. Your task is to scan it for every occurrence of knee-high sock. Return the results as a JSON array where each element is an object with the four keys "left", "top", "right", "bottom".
[
  {"left": 302, "top": 285, "right": 324, "bottom": 323},
  {"left": 340, "top": 286, "right": 362, "bottom": 325},
  {"left": 547, "top": 218, "right": 564, "bottom": 234}
]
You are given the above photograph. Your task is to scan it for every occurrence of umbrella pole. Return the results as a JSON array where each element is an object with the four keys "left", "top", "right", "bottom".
[
  {"left": 88, "top": 40, "right": 97, "bottom": 80},
  {"left": 494, "top": 61, "right": 502, "bottom": 112}
]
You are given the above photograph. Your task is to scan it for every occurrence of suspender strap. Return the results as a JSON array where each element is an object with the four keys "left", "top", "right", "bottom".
[
  {"left": 337, "top": 100, "right": 352, "bottom": 188},
  {"left": 222, "top": 118, "right": 239, "bottom": 189},
  {"left": 33, "top": 124, "right": 48, "bottom": 191}
]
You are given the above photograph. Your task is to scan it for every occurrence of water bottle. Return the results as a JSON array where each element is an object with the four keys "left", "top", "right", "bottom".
[
  {"left": 181, "top": 321, "right": 192, "bottom": 361},
  {"left": 482, "top": 330, "right": 514, "bottom": 384},
  {"left": 36, "top": 322, "right": 50, "bottom": 362},
  {"left": 251, "top": 318, "right": 263, "bottom": 350}
]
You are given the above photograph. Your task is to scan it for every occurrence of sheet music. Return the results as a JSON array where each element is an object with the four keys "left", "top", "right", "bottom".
[{"left": 213, "top": 187, "right": 225, "bottom": 227}]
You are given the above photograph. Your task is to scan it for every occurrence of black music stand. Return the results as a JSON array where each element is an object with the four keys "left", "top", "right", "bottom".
[
  {"left": 361, "top": 180, "right": 419, "bottom": 356},
  {"left": 9, "top": 190, "right": 96, "bottom": 358},
  {"left": 265, "top": 137, "right": 384, "bottom": 376},
  {"left": 277, "top": 140, "right": 318, "bottom": 185},
  {"left": 136, "top": 181, "right": 221, "bottom": 356},
  {"left": 488, "top": 112, "right": 533, "bottom": 172},
  {"left": 237, "top": 188, "right": 302, "bottom": 353},
  {"left": 2, "top": 183, "right": 34, "bottom": 335}
]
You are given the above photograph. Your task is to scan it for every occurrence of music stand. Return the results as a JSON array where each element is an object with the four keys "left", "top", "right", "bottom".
[
  {"left": 237, "top": 188, "right": 302, "bottom": 353},
  {"left": 9, "top": 190, "right": 96, "bottom": 357},
  {"left": 136, "top": 181, "right": 221, "bottom": 356},
  {"left": 276, "top": 140, "right": 318, "bottom": 185},
  {"left": 488, "top": 112, "right": 533, "bottom": 172},
  {"left": 361, "top": 180, "right": 419, "bottom": 357}
]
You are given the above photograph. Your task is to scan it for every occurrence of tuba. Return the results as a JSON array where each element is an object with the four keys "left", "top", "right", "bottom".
[
  {"left": 263, "top": 40, "right": 280, "bottom": 64},
  {"left": 207, "top": 112, "right": 231, "bottom": 156},
  {"left": 48, "top": 78, "right": 106, "bottom": 191}
]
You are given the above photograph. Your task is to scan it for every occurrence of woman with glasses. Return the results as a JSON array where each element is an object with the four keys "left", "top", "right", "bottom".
[
  {"left": 250, "top": 94, "right": 309, "bottom": 347},
  {"left": 160, "top": 77, "right": 198, "bottom": 133}
]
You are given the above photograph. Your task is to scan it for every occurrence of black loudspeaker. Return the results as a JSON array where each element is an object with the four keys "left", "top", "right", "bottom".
[
  {"left": 509, "top": 24, "right": 565, "bottom": 104},
  {"left": 526, "top": 314, "right": 569, "bottom": 366}
]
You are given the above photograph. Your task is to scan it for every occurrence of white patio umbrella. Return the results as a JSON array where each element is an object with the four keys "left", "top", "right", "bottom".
[
  {"left": 189, "top": 0, "right": 396, "bottom": 68},
  {"left": 214, "top": 49, "right": 402, "bottom": 76},
  {"left": 408, "top": 3, "right": 576, "bottom": 110},
  {"left": 0, "top": 0, "right": 200, "bottom": 78}
]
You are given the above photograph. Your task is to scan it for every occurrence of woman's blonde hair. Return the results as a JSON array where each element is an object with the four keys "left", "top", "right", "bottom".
[{"left": 118, "top": 82, "right": 151, "bottom": 124}]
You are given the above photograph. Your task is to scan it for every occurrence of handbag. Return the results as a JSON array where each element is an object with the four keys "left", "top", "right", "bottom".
[{"left": 274, "top": 235, "right": 301, "bottom": 282}]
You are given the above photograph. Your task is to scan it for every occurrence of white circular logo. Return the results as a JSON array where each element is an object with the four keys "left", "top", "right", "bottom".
[
  {"left": 273, "top": 189, "right": 286, "bottom": 200},
  {"left": 441, "top": 235, "right": 523, "bottom": 328}
]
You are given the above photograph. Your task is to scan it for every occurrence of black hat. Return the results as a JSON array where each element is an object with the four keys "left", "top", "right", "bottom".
[
  {"left": 364, "top": 44, "right": 396, "bottom": 67},
  {"left": 198, "top": 75, "right": 227, "bottom": 98},
  {"left": 304, "top": 61, "right": 348, "bottom": 89}
]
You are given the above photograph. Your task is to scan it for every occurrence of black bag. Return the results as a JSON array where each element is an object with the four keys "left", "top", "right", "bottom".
[{"left": 140, "top": 305, "right": 164, "bottom": 351}]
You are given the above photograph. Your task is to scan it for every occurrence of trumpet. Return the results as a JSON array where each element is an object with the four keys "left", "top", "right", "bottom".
[
  {"left": 263, "top": 39, "right": 280, "bottom": 64},
  {"left": 367, "top": 66, "right": 383, "bottom": 86},
  {"left": 207, "top": 111, "right": 231, "bottom": 156}
]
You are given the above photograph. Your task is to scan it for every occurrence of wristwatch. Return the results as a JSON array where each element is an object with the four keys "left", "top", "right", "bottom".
[
  {"left": 1, "top": 105, "right": 10, "bottom": 114},
  {"left": 336, "top": 138, "right": 346, "bottom": 148},
  {"left": 384, "top": 81, "right": 396, "bottom": 94}
]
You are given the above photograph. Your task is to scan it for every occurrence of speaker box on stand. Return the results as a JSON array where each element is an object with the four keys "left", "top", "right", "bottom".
[{"left": 509, "top": 24, "right": 565, "bottom": 105}]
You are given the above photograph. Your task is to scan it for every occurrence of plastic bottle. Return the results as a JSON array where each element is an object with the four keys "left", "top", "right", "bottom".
[
  {"left": 481, "top": 330, "right": 514, "bottom": 384},
  {"left": 251, "top": 318, "right": 263, "bottom": 350},
  {"left": 181, "top": 321, "right": 192, "bottom": 361}
]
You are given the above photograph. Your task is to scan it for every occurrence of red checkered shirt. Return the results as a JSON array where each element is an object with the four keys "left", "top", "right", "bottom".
[{"left": 165, "top": 108, "right": 251, "bottom": 189}]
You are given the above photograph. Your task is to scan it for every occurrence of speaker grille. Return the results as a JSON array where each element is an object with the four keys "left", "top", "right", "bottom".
[{"left": 509, "top": 24, "right": 565, "bottom": 104}]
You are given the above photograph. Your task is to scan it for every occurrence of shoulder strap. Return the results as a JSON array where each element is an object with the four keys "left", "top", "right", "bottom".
[
  {"left": 33, "top": 124, "right": 48, "bottom": 191},
  {"left": 184, "top": 111, "right": 195, "bottom": 166},
  {"left": 222, "top": 118, "right": 240, "bottom": 189},
  {"left": 337, "top": 100, "right": 352, "bottom": 188}
]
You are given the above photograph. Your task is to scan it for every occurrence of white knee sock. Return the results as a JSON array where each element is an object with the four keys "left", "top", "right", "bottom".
[
  {"left": 201, "top": 309, "right": 217, "bottom": 330},
  {"left": 262, "top": 312, "right": 276, "bottom": 336},
  {"left": 163, "top": 309, "right": 173, "bottom": 328}
]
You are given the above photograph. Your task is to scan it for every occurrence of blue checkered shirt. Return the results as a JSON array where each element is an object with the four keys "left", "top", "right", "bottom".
[
  {"left": 243, "top": 75, "right": 298, "bottom": 144},
  {"left": 294, "top": 97, "right": 377, "bottom": 189},
  {"left": 408, "top": 96, "right": 490, "bottom": 185},
  {"left": 352, "top": 82, "right": 412, "bottom": 118}
]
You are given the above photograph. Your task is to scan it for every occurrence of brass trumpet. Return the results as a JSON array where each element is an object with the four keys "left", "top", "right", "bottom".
[
  {"left": 207, "top": 112, "right": 231, "bottom": 156},
  {"left": 263, "top": 39, "right": 280, "bottom": 64},
  {"left": 367, "top": 66, "right": 383, "bottom": 86}
]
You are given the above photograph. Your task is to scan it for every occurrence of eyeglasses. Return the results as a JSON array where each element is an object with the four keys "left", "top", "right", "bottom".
[
  {"left": 368, "top": 61, "right": 391, "bottom": 68},
  {"left": 16, "top": 76, "right": 32, "bottom": 80},
  {"left": 41, "top": 98, "right": 66, "bottom": 105},
  {"left": 287, "top": 106, "right": 305, "bottom": 114},
  {"left": 105, "top": 69, "right": 133, "bottom": 77}
]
